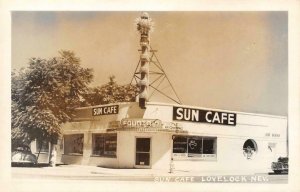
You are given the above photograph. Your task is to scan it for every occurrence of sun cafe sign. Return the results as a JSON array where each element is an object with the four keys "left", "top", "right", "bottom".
[
  {"left": 173, "top": 106, "right": 236, "bottom": 126},
  {"left": 92, "top": 105, "right": 119, "bottom": 116}
]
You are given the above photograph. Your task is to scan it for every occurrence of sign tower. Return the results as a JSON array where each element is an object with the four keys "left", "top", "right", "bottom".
[
  {"left": 133, "top": 12, "right": 181, "bottom": 109},
  {"left": 135, "top": 12, "right": 153, "bottom": 109}
]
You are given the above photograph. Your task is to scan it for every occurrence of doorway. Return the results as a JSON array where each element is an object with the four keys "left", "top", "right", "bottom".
[{"left": 135, "top": 138, "right": 151, "bottom": 168}]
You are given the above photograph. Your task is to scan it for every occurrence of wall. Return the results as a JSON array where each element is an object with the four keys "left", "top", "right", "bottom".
[
  {"left": 144, "top": 102, "right": 288, "bottom": 172},
  {"left": 58, "top": 126, "right": 119, "bottom": 167},
  {"left": 117, "top": 131, "right": 172, "bottom": 169},
  {"left": 57, "top": 102, "right": 287, "bottom": 173},
  {"left": 172, "top": 136, "right": 287, "bottom": 173}
]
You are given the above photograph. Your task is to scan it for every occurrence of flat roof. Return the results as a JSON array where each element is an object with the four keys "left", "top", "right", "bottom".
[{"left": 76, "top": 101, "right": 287, "bottom": 119}]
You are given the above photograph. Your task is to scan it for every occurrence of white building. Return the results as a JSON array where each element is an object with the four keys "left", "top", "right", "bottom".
[{"left": 55, "top": 102, "right": 287, "bottom": 173}]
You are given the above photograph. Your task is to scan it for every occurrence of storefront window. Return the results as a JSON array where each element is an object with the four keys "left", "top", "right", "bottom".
[
  {"left": 92, "top": 134, "right": 117, "bottom": 157},
  {"left": 64, "top": 134, "right": 84, "bottom": 155},
  {"left": 173, "top": 135, "right": 217, "bottom": 160},
  {"left": 36, "top": 139, "right": 49, "bottom": 153},
  {"left": 173, "top": 136, "right": 187, "bottom": 153},
  {"left": 187, "top": 137, "right": 203, "bottom": 157},
  {"left": 203, "top": 138, "right": 215, "bottom": 154}
]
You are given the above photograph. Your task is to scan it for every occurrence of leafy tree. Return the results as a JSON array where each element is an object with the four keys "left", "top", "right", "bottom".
[
  {"left": 84, "top": 75, "right": 138, "bottom": 106},
  {"left": 12, "top": 50, "right": 137, "bottom": 165},
  {"left": 11, "top": 51, "right": 93, "bottom": 163}
]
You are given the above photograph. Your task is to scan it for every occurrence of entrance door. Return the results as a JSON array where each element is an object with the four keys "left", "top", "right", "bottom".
[{"left": 135, "top": 138, "right": 151, "bottom": 168}]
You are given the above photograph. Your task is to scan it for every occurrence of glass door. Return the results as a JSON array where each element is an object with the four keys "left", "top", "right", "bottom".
[{"left": 135, "top": 138, "right": 151, "bottom": 168}]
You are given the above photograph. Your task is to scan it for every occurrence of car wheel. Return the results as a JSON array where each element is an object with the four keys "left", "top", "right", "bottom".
[{"left": 274, "top": 170, "right": 281, "bottom": 174}]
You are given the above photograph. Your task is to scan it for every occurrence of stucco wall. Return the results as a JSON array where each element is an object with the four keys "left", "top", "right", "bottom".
[
  {"left": 56, "top": 102, "right": 287, "bottom": 172},
  {"left": 173, "top": 136, "right": 287, "bottom": 173},
  {"left": 117, "top": 131, "right": 172, "bottom": 169}
]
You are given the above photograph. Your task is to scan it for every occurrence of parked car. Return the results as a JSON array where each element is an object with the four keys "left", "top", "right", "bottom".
[
  {"left": 11, "top": 145, "right": 37, "bottom": 167},
  {"left": 271, "top": 157, "right": 288, "bottom": 174}
]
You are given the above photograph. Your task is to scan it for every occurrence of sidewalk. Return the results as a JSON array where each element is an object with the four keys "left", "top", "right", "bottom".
[{"left": 12, "top": 164, "right": 269, "bottom": 178}]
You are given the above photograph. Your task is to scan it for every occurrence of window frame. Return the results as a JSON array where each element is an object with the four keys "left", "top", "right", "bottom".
[
  {"left": 63, "top": 134, "right": 84, "bottom": 156},
  {"left": 172, "top": 135, "right": 217, "bottom": 161},
  {"left": 91, "top": 133, "right": 117, "bottom": 158},
  {"left": 35, "top": 139, "right": 50, "bottom": 153},
  {"left": 135, "top": 137, "right": 152, "bottom": 167},
  {"left": 243, "top": 139, "right": 258, "bottom": 160}
]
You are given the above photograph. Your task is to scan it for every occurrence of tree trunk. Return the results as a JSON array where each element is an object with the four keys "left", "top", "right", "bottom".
[
  {"left": 36, "top": 142, "right": 42, "bottom": 162},
  {"left": 36, "top": 138, "right": 46, "bottom": 162}
]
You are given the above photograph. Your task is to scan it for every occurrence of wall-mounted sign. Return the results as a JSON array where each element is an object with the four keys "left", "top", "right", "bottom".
[
  {"left": 121, "top": 118, "right": 162, "bottom": 129},
  {"left": 162, "top": 122, "right": 183, "bottom": 130},
  {"left": 173, "top": 106, "right": 236, "bottom": 126},
  {"left": 92, "top": 105, "right": 119, "bottom": 116},
  {"left": 265, "top": 133, "right": 281, "bottom": 137}
]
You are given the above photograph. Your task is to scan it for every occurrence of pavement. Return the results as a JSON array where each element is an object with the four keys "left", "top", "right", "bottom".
[
  {"left": 12, "top": 164, "right": 270, "bottom": 177},
  {"left": 8, "top": 165, "right": 289, "bottom": 192},
  {"left": 11, "top": 164, "right": 288, "bottom": 183}
]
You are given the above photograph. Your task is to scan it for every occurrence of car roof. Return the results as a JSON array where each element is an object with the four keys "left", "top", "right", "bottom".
[{"left": 14, "top": 145, "right": 30, "bottom": 150}]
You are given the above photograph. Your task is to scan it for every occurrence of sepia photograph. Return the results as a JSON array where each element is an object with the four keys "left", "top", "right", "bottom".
[
  {"left": 10, "top": 10, "right": 289, "bottom": 183},
  {"left": 1, "top": 1, "right": 299, "bottom": 191}
]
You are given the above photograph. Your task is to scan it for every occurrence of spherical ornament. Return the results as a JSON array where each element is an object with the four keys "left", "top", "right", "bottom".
[
  {"left": 140, "top": 52, "right": 150, "bottom": 61},
  {"left": 140, "top": 65, "right": 149, "bottom": 73},
  {"left": 139, "top": 78, "right": 148, "bottom": 86},
  {"left": 139, "top": 89, "right": 148, "bottom": 99},
  {"left": 135, "top": 12, "right": 154, "bottom": 34}
]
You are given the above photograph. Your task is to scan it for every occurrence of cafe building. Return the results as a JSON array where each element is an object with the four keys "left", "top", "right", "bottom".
[{"left": 55, "top": 101, "right": 288, "bottom": 173}]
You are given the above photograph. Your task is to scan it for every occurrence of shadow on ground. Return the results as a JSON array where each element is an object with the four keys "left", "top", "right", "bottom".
[
  {"left": 11, "top": 163, "right": 68, "bottom": 168},
  {"left": 268, "top": 172, "right": 288, "bottom": 175}
]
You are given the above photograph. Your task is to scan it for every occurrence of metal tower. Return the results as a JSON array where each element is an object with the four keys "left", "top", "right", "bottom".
[{"left": 132, "top": 12, "right": 182, "bottom": 109}]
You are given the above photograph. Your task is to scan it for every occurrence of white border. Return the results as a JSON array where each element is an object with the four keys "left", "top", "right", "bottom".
[{"left": 1, "top": 0, "right": 299, "bottom": 192}]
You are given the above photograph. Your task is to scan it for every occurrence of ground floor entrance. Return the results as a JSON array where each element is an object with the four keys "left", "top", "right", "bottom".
[{"left": 135, "top": 137, "right": 151, "bottom": 168}]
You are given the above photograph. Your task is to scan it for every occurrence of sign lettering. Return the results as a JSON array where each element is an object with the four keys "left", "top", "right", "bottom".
[
  {"left": 121, "top": 118, "right": 162, "bottom": 128},
  {"left": 92, "top": 105, "right": 119, "bottom": 116},
  {"left": 173, "top": 107, "right": 236, "bottom": 126}
]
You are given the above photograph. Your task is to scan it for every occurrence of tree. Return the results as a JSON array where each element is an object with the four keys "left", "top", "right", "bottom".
[
  {"left": 11, "top": 50, "right": 93, "bottom": 165},
  {"left": 84, "top": 75, "right": 138, "bottom": 106}
]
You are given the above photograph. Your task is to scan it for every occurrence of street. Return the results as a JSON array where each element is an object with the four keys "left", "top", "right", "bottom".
[
  {"left": 11, "top": 165, "right": 288, "bottom": 183},
  {"left": 8, "top": 165, "right": 289, "bottom": 192}
]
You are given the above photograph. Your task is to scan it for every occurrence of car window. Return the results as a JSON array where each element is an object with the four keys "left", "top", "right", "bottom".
[
  {"left": 15, "top": 147, "right": 24, "bottom": 151},
  {"left": 14, "top": 146, "right": 31, "bottom": 152},
  {"left": 24, "top": 146, "right": 31, "bottom": 152}
]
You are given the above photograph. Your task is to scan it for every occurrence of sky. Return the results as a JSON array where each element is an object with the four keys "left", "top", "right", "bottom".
[{"left": 11, "top": 11, "right": 288, "bottom": 116}]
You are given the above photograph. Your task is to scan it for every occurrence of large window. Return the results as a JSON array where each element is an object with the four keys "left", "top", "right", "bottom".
[
  {"left": 36, "top": 139, "right": 49, "bottom": 153},
  {"left": 173, "top": 136, "right": 187, "bottom": 155},
  {"left": 64, "top": 134, "right": 84, "bottom": 155},
  {"left": 173, "top": 135, "right": 217, "bottom": 160},
  {"left": 92, "top": 134, "right": 117, "bottom": 157}
]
